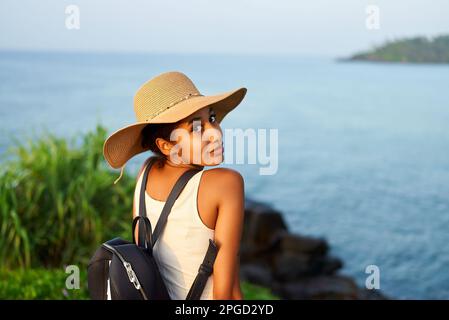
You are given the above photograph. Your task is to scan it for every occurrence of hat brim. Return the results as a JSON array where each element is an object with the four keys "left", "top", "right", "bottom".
[{"left": 103, "top": 87, "right": 247, "bottom": 169}]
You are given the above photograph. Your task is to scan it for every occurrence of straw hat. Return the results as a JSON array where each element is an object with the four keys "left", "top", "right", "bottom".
[{"left": 103, "top": 71, "right": 247, "bottom": 183}]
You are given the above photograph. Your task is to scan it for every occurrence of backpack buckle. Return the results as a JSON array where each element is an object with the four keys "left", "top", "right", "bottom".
[
  {"left": 199, "top": 263, "right": 213, "bottom": 275},
  {"left": 123, "top": 261, "right": 141, "bottom": 290}
]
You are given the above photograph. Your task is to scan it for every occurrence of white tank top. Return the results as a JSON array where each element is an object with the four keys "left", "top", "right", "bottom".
[{"left": 133, "top": 163, "right": 215, "bottom": 300}]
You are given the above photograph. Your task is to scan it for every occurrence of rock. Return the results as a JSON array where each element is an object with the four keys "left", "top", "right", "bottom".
[
  {"left": 308, "top": 255, "right": 343, "bottom": 275},
  {"left": 277, "top": 230, "right": 329, "bottom": 256},
  {"left": 240, "top": 263, "right": 273, "bottom": 288},
  {"left": 240, "top": 243, "right": 272, "bottom": 265},
  {"left": 280, "top": 275, "right": 359, "bottom": 300},
  {"left": 243, "top": 199, "right": 288, "bottom": 248},
  {"left": 240, "top": 197, "right": 390, "bottom": 300},
  {"left": 271, "top": 252, "right": 343, "bottom": 281},
  {"left": 357, "top": 288, "right": 390, "bottom": 300},
  {"left": 272, "top": 251, "right": 311, "bottom": 281}
]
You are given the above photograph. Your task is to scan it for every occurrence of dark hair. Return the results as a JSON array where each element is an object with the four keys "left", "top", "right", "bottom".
[{"left": 141, "top": 122, "right": 180, "bottom": 166}]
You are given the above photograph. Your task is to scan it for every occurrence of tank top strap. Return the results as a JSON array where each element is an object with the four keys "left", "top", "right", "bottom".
[
  {"left": 133, "top": 160, "right": 206, "bottom": 217},
  {"left": 190, "top": 170, "right": 214, "bottom": 231},
  {"left": 190, "top": 169, "right": 204, "bottom": 210},
  {"left": 133, "top": 162, "right": 146, "bottom": 216}
]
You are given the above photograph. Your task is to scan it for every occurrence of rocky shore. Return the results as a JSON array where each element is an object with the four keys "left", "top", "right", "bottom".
[{"left": 240, "top": 198, "right": 389, "bottom": 300}]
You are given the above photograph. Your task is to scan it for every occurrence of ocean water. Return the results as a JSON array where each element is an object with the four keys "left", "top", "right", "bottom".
[{"left": 1, "top": 51, "right": 449, "bottom": 299}]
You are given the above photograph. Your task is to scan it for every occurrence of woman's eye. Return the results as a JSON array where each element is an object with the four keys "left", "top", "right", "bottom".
[{"left": 210, "top": 114, "right": 216, "bottom": 123}]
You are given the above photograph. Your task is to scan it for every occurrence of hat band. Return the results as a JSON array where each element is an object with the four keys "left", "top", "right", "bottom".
[
  {"left": 146, "top": 92, "right": 204, "bottom": 121},
  {"left": 169, "top": 92, "right": 204, "bottom": 107}
]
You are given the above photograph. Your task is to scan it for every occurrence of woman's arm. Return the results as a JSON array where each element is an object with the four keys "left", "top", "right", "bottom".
[
  {"left": 211, "top": 168, "right": 245, "bottom": 300},
  {"left": 231, "top": 254, "right": 244, "bottom": 299}
]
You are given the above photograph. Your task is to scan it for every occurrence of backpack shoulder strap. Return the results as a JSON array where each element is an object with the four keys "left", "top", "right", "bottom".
[
  {"left": 138, "top": 159, "right": 218, "bottom": 300},
  {"left": 151, "top": 169, "right": 200, "bottom": 248},
  {"left": 138, "top": 159, "right": 201, "bottom": 249},
  {"left": 185, "top": 239, "right": 218, "bottom": 300}
]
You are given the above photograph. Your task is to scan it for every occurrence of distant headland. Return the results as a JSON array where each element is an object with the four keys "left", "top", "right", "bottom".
[{"left": 340, "top": 34, "right": 449, "bottom": 64}]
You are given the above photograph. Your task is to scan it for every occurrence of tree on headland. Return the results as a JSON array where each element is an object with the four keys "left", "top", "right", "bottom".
[{"left": 344, "top": 34, "right": 449, "bottom": 64}]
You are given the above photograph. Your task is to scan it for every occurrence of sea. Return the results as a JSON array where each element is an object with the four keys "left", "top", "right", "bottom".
[{"left": 1, "top": 50, "right": 448, "bottom": 299}]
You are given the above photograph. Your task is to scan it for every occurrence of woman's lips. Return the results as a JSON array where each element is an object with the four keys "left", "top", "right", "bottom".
[{"left": 210, "top": 144, "right": 223, "bottom": 155}]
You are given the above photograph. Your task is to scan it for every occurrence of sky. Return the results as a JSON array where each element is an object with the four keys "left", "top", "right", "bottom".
[{"left": 0, "top": 0, "right": 448, "bottom": 56}]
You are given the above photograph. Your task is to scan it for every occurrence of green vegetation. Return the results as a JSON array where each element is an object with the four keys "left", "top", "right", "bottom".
[
  {"left": 0, "top": 124, "right": 135, "bottom": 269},
  {"left": 0, "top": 125, "right": 279, "bottom": 299},
  {"left": 0, "top": 268, "right": 278, "bottom": 300},
  {"left": 0, "top": 268, "right": 89, "bottom": 300},
  {"left": 242, "top": 282, "right": 280, "bottom": 300},
  {"left": 346, "top": 34, "right": 449, "bottom": 64}
]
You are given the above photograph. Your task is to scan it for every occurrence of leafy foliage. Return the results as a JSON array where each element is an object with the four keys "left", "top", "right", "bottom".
[
  {"left": 0, "top": 268, "right": 279, "bottom": 300},
  {"left": 349, "top": 34, "right": 449, "bottom": 63},
  {"left": 0, "top": 268, "right": 89, "bottom": 300},
  {"left": 0, "top": 124, "right": 135, "bottom": 269}
]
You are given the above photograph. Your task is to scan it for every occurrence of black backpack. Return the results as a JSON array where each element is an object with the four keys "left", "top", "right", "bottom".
[{"left": 87, "top": 160, "right": 218, "bottom": 300}]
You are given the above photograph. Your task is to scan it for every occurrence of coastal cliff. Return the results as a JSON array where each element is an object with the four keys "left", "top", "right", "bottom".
[
  {"left": 342, "top": 34, "right": 449, "bottom": 64},
  {"left": 240, "top": 198, "right": 389, "bottom": 300}
]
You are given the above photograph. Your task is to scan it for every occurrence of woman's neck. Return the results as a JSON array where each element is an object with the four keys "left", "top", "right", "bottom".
[{"left": 164, "top": 158, "right": 204, "bottom": 171}]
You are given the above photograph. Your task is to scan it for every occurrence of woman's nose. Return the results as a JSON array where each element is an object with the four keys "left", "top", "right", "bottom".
[
  {"left": 207, "top": 130, "right": 222, "bottom": 142},
  {"left": 204, "top": 124, "right": 221, "bottom": 140}
]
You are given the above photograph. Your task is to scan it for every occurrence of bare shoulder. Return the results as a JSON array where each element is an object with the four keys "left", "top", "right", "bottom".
[
  {"left": 202, "top": 167, "right": 244, "bottom": 205},
  {"left": 203, "top": 167, "right": 244, "bottom": 188}
]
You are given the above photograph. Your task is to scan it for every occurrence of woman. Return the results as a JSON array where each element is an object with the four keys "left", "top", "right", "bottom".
[{"left": 103, "top": 71, "right": 247, "bottom": 300}]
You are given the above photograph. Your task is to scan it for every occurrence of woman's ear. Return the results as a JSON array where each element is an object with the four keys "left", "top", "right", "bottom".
[{"left": 155, "top": 137, "right": 172, "bottom": 157}]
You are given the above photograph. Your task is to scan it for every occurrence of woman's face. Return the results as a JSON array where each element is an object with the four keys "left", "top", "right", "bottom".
[{"left": 156, "top": 106, "right": 224, "bottom": 166}]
